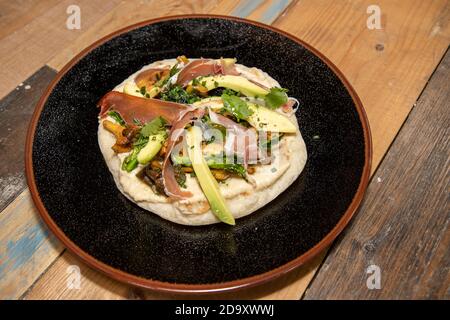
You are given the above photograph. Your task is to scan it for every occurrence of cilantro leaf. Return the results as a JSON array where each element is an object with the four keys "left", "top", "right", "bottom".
[
  {"left": 265, "top": 87, "right": 288, "bottom": 109},
  {"left": 140, "top": 116, "right": 167, "bottom": 137},
  {"left": 221, "top": 93, "right": 253, "bottom": 121}
]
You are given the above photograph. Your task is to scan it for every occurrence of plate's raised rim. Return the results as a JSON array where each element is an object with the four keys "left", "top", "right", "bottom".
[{"left": 25, "top": 14, "right": 372, "bottom": 294}]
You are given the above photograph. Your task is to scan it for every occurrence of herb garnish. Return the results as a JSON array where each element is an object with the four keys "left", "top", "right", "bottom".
[
  {"left": 173, "top": 164, "right": 187, "bottom": 188},
  {"left": 140, "top": 116, "right": 167, "bottom": 137},
  {"left": 265, "top": 87, "right": 288, "bottom": 109},
  {"left": 208, "top": 163, "right": 247, "bottom": 179},
  {"left": 221, "top": 93, "right": 253, "bottom": 121},
  {"left": 160, "top": 85, "right": 201, "bottom": 104},
  {"left": 107, "top": 111, "right": 125, "bottom": 126}
]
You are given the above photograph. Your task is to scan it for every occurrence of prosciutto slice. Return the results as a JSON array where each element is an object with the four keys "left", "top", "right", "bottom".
[
  {"left": 218, "top": 58, "right": 240, "bottom": 76},
  {"left": 208, "top": 110, "right": 258, "bottom": 167},
  {"left": 176, "top": 59, "right": 215, "bottom": 86},
  {"left": 98, "top": 91, "right": 192, "bottom": 125},
  {"left": 162, "top": 108, "right": 205, "bottom": 199},
  {"left": 176, "top": 59, "right": 240, "bottom": 86}
]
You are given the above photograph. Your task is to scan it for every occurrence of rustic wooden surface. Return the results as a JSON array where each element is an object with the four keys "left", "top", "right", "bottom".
[
  {"left": 0, "top": 67, "right": 56, "bottom": 212},
  {"left": 304, "top": 50, "right": 450, "bottom": 299},
  {"left": 0, "top": 0, "right": 449, "bottom": 300}
]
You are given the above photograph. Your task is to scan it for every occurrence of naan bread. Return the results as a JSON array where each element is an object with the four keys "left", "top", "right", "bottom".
[{"left": 98, "top": 59, "right": 307, "bottom": 225}]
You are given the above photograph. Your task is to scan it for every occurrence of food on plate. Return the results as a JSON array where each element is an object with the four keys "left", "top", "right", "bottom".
[{"left": 97, "top": 56, "right": 307, "bottom": 225}]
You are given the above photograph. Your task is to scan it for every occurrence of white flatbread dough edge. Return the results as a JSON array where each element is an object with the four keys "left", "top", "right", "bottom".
[{"left": 98, "top": 59, "right": 307, "bottom": 225}]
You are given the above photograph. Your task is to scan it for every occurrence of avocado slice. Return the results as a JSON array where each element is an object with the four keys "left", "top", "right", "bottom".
[
  {"left": 186, "top": 126, "right": 235, "bottom": 225},
  {"left": 192, "top": 75, "right": 269, "bottom": 98},
  {"left": 137, "top": 134, "right": 165, "bottom": 164},
  {"left": 246, "top": 102, "right": 297, "bottom": 133}
]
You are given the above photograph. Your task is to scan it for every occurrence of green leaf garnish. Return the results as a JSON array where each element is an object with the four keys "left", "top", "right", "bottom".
[
  {"left": 221, "top": 93, "right": 253, "bottom": 121},
  {"left": 265, "top": 87, "right": 288, "bottom": 109},
  {"left": 140, "top": 116, "right": 167, "bottom": 137},
  {"left": 173, "top": 164, "right": 187, "bottom": 188}
]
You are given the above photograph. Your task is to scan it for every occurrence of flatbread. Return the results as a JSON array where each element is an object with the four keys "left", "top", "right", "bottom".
[{"left": 98, "top": 59, "right": 307, "bottom": 225}]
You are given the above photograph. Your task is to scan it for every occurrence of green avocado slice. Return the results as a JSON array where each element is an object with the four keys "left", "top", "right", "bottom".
[
  {"left": 137, "top": 133, "right": 165, "bottom": 164},
  {"left": 186, "top": 126, "right": 235, "bottom": 225},
  {"left": 246, "top": 102, "right": 296, "bottom": 133}
]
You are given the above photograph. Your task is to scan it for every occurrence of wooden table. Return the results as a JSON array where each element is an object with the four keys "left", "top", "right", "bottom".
[{"left": 0, "top": 0, "right": 448, "bottom": 300}]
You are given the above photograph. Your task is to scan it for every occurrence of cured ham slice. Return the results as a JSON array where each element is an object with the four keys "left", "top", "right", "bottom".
[
  {"left": 176, "top": 59, "right": 215, "bottom": 86},
  {"left": 98, "top": 91, "right": 192, "bottom": 125},
  {"left": 162, "top": 108, "right": 205, "bottom": 199},
  {"left": 218, "top": 58, "right": 240, "bottom": 76},
  {"left": 176, "top": 59, "right": 240, "bottom": 86},
  {"left": 208, "top": 109, "right": 258, "bottom": 167}
]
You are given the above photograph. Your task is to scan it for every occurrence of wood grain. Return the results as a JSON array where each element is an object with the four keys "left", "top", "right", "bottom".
[
  {"left": 0, "top": 189, "right": 63, "bottom": 300},
  {"left": 0, "top": 0, "right": 61, "bottom": 41},
  {"left": 0, "top": 66, "right": 57, "bottom": 212},
  {"left": 46, "top": 0, "right": 294, "bottom": 71},
  {"left": 303, "top": 49, "right": 450, "bottom": 299},
  {"left": 46, "top": 0, "right": 223, "bottom": 71},
  {"left": 0, "top": 0, "right": 122, "bottom": 101},
  {"left": 24, "top": 251, "right": 130, "bottom": 300},
  {"left": 24, "top": 249, "right": 325, "bottom": 300}
]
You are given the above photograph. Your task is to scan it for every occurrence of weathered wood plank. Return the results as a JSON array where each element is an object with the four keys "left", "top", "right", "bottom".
[
  {"left": 0, "top": 66, "right": 57, "bottom": 212},
  {"left": 46, "top": 0, "right": 295, "bottom": 71},
  {"left": 0, "top": 189, "right": 64, "bottom": 300},
  {"left": 0, "top": 0, "right": 61, "bottom": 41},
  {"left": 0, "top": 0, "right": 122, "bottom": 101},
  {"left": 46, "top": 0, "right": 223, "bottom": 71},
  {"left": 24, "top": 251, "right": 129, "bottom": 300},
  {"left": 304, "top": 50, "right": 450, "bottom": 299},
  {"left": 246, "top": 0, "right": 292, "bottom": 24},
  {"left": 24, "top": 248, "right": 325, "bottom": 300}
]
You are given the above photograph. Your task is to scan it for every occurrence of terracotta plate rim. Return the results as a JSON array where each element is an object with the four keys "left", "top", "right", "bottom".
[{"left": 25, "top": 14, "right": 372, "bottom": 294}]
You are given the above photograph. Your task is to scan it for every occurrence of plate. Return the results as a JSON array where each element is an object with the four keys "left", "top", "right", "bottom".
[{"left": 25, "top": 15, "right": 371, "bottom": 293}]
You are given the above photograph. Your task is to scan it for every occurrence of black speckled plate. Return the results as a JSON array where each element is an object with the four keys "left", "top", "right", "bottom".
[{"left": 26, "top": 15, "right": 371, "bottom": 293}]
